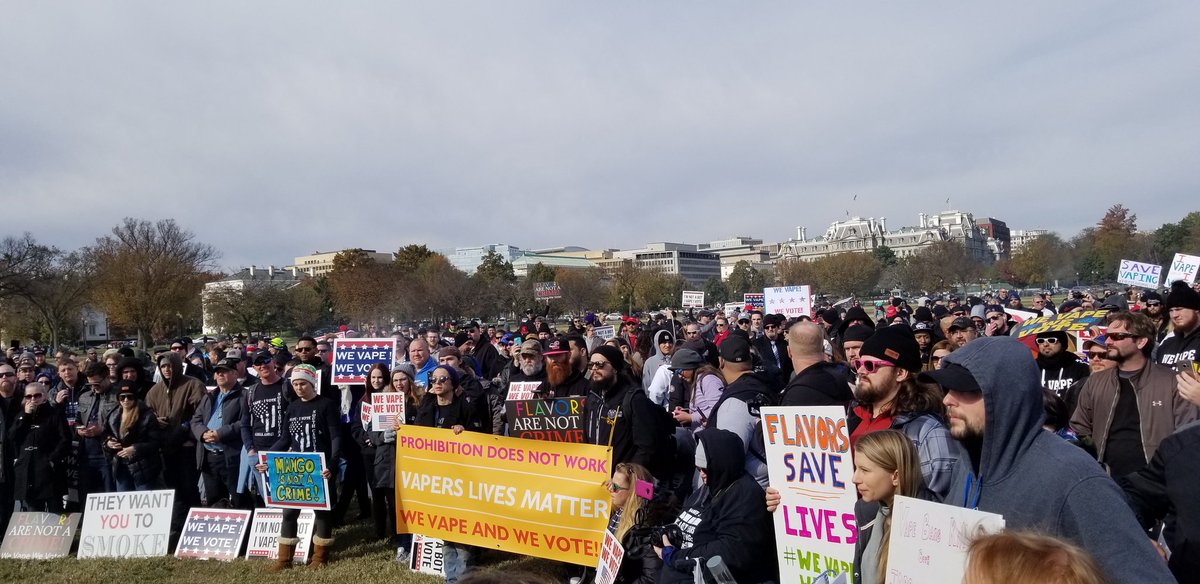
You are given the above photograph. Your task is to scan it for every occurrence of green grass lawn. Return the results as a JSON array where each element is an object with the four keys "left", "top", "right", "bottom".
[{"left": 0, "top": 518, "right": 572, "bottom": 584}]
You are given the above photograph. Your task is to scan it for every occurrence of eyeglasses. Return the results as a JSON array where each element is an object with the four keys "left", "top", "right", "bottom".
[
  {"left": 929, "top": 356, "right": 944, "bottom": 363},
  {"left": 987, "top": 315, "right": 1005, "bottom": 322},
  {"left": 1106, "top": 332, "right": 1138, "bottom": 341},
  {"left": 765, "top": 324, "right": 778, "bottom": 330},
  {"left": 851, "top": 358, "right": 896, "bottom": 374},
  {"left": 605, "top": 481, "right": 628, "bottom": 493},
  {"left": 1035, "top": 338, "right": 1060, "bottom": 345},
  {"left": 1086, "top": 351, "right": 1108, "bottom": 360},
  {"left": 118, "top": 394, "right": 135, "bottom": 401},
  {"left": 1145, "top": 301, "right": 1161, "bottom": 306},
  {"left": 429, "top": 376, "right": 452, "bottom": 385},
  {"left": 587, "top": 361, "right": 609, "bottom": 370},
  {"left": 684, "top": 330, "right": 699, "bottom": 336},
  {"left": 295, "top": 346, "right": 315, "bottom": 353},
  {"left": 0, "top": 372, "right": 14, "bottom": 378},
  {"left": 716, "top": 324, "right": 727, "bottom": 328},
  {"left": 23, "top": 393, "right": 44, "bottom": 400}
]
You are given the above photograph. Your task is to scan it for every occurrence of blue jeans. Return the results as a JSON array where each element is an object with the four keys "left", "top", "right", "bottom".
[
  {"left": 81, "top": 455, "right": 114, "bottom": 496},
  {"left": 443, "top": 542, "right": 475, "bottom": 584}
]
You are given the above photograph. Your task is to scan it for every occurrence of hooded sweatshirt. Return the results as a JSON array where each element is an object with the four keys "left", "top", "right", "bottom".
[
  {"left": 145, "top": 353, "right": 206, "bottom": 450},
  {"left": 943, "top": 337, "right": 1175, "bottom": 583},
  {"left": 660, "top": 429, "right": 776, "bottom": 584},
  {"left": 1035, "top": 339, "right": 1090, "bottom": 411},
  {"left": 641, "top": 329, "right": 674, "bottom": 392}
]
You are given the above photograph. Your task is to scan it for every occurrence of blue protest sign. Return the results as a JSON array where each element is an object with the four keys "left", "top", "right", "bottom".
[
  {"left": 262, "top": 452, "right": 331, "bottom": 510},
  {"left": 331, "top": 338, "right": 397, "bottom": 384}
]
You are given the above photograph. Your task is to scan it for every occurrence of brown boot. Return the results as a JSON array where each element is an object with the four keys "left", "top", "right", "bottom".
[
  {"left": 308, "top": 536, "right": 335, "bottom": 569},
  {"left": 269, "top": 537, "right": 299, "bottom": 573}
]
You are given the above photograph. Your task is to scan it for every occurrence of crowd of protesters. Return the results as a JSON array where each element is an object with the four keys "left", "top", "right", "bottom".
[{"left": 0, "top": 277, "right": 1198, "bottom": 582}]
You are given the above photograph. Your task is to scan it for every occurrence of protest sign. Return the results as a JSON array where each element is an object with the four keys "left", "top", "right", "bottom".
[
  {"left": 0, "top": 512, "right": 80, "bottom": 559},
  {"left": 744, "top": 293, "right": 765, "bottom": 311},
  {"left": 395, "top": 425, "right": 611, "bottom": 565},
  {"left": 534, "top": 281, "right": 562, "bottom": 300},
  {"left": 409, "top": 534, "right": 446, "bottom": 577},
  {"left": 761, "top": 406, "right": 857, "bottom": 582},
  {"left": 1002, "top": 307, "right": 1039, "bottom": 324},
  {"left": 1117, "top": 259, "right": 1162, "bottom": 288},
  {"left": 245, "top": 508, "right": 314, "bottom": 563},
  {"left": 174, "top": 508, "right": 252, "bottom": 561},
  {"left": 371, "top": 392, "right": 407, "bottom": 429},
  {"left": 1166, "top": 253, "right": 1200, "bottom": 284},
  {"left": 682, "top": 290, "right": 705, "bottom": 308},
  {"left": 262, "top": 451, "right": 331, "bottom": 510},
  {"left": 506, "top": 381, "right": 542, "bottom": 401},
  {"left": 507, "top": 395, "right": 587, "bottom": 443},
  {"left": 78, "top": 490, "right": 174, "bottom": 558},
  {"left": 332, "top": 338, "right": 397, "bottom": 384},
  {"left": 1014, "top": 310, "right": 1108, "bottom": 338},
  {"left": 360, "top": 400, "right": 372, "bottom": 429},
  {"left": 594, "top": 529, "right": 626, "bottom": 584},
  {"left": 764, "top": 286, "right": 812, "bottom": 318},
  {"left": 886, "top": 496, "right": 1005, "bottom": 584},
  {"left": 592, "top": 325, "right": 615, "bottom": 340}
]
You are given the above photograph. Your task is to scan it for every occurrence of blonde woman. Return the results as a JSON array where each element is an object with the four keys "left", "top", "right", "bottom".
[
  {"left": 964, "top": 531, "right": 1108, "bottom": 584},
  {"left": 605, "top": 463, "right": 677, "bottom": 584},
  {"left": 851, "top": 429, "right": 924, "bottom": 584}
]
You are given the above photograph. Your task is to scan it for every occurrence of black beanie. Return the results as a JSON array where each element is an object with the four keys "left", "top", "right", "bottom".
[
  {"left": 914, "top": 306, "right": 934, "bottom": 323},
  {"left": 591, "top": 345, "right": 626, "bottom": 372},
  {"left": 841, "top": 325, "right": 875, "bottom": 344},
  {"left": 859, "top": 324, "right": 922, "bottom": 372},
  {"left": 1165, "top": 280, "right": 1200, "bottom": 310}
]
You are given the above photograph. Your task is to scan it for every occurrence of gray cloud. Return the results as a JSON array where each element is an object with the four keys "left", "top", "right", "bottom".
[{"left": 1, "top": 2, "right": 1197, "bottom": 271}]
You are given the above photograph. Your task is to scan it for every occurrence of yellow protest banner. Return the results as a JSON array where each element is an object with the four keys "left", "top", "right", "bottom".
[{"left": 394, "top": 425, "right": 612, "bottom": 566}]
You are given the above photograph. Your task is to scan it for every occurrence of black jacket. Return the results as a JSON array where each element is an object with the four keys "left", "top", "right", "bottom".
[
  {"left": 583, "top": 377, "right": 672, "bottom": 481},
  {"left": 415, "top": 392, "right": 488, "bottom": 434},
  {"left": 781, "top": 361, "right": 854, "bottom": 408},
  {"left": 10, "top": 403, "right": 71, "bottom": 501},
  {"left": 1036, "top": 351, "right": 1090, "bottom": 413},
  {"left": 104, "top": 402, "right": 165, "bottom": 489},
  {"left": 1119, "top": 420, "right": 1200, "bottom": 583},
  {"left": 751, "top": 335, "right": 792, "bottom": 389},
  {"left": 1157, "top": 326, "right": 1200, "bottom": 370},
  {"left": 660, "top": 429, "right": 776, "bottom": 584},
  {"left": 614, "top": 492, "right": 681, "bottom": 584},
  {"left": 190, "top": 386, "right": 246, "bottom": 472}
]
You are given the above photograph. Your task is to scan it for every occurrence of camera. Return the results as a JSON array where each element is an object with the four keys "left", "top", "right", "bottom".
[{"left": 652, "top": 523, "right": 684, "bottom": 547}]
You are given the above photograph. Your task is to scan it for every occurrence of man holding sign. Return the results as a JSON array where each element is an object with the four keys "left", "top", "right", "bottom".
[
  {"left": 923, "top": 337, "right": 1174, "bottom": 583},
  {"left": 256, "top": 364, "right": 339, "bottom": 572}
]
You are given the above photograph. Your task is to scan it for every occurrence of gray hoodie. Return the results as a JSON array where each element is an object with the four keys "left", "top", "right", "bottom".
[
  {"left": 943, "top": 337, "right": 1174, "bottom": 583},
  {"left": 641, "top": 329, "right": 674, "bottom": 391}
]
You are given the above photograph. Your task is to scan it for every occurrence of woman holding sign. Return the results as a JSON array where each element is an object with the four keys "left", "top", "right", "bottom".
[
  {"left": 851, "top": 430, "right": 924, "bottom": 584},
  {"left": 414, "top": 364, "right": 488, "bottom": 583},
  {"left": 259, "top": 364, "right": 340, "bottom": 571}
]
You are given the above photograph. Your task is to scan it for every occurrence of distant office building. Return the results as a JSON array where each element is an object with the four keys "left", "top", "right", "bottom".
[
  {"left": 777, "top": 210, "right": 999, "bottom": 263},
  {"left": 290, "top": 249, "right": 392, "bottom": 277},
  {"left": 1010, "top": 229, "right": 1051, "bottom": 252},
  {"left": 202, "top": 265, "right": 305, "bottom": 334},
  {"left": 602, "top": 242, "right": 721, "bottom": 286},
  {"left": 511, "top": 253, "right": 597, "bottom": 278},
  {"left": 698, "top": 236, "right": 778, "bottom": 279}
]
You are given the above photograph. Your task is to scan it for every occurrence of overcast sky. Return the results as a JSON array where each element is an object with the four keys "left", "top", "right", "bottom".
[{"left": 2, "top": 2, "right": 1197, "bottom": 272}]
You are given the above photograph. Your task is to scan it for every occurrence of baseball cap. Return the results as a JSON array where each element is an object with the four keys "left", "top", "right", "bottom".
[
  {"left": 918, "top": 362, "right": 982, "bottom": 393},
  {"left": 214, "top": 357, "right": 241, "bottom": 372},
  {"left": 519, "top": 339, "right": 543, "bottom": 355},
  {"left": 947, "top": 317, "right": 975, "bottom": 331},
  {"left": 252, "top": 352, "right": 274, "bottom": 366},
  {"left": 543, "top": 336, "right": 569, "bottom": 356},
  {"left": 719, "top": 335, "right": 752, "bottom": 363},
  {"left": 912, "top": 322, "right": 932, "bottom": 333}
]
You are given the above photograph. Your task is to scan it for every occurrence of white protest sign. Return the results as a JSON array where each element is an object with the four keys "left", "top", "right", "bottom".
[
  {"left": 761, "top": 406, "right": 856, "bottom": 581},
  {"left": 1117, "top": 259, "right": 1162, "bottom": 288},
  {"left": 1166, "top": 253, "right": 1200, "bottom": 284},
  {"left": 371, "top": 392, "right": 407, "bottom": 429},
  {"left": 764, "top": 285, "right": 813, "bottom": 318},
  {"left": 592, "top": 325, "right": 615, "bottom": 341},
  {"left": 0, "top": 512, "right": 81, "bottom": 559},
  {"left": 174, "top": 508, "right": 252, "bottom": 561},
  {"left": 594, "top": 529, "right": 626, "bottom": 584},
  {"left": 681, "top": 290, "right": 705, "bottom": 308},
  {"left": 245, "top": 508, "right": 315, "bottom": 563},
  {"left": 885, "top": 496, "right": 1005, "bottom": 584},
  {"left": 506, "top": 381, "right": 542, "bottom": 401},
  {"left": 409, "top": 534, "right": 446, "bottom": 577},
  {"left": 78, "top": 490, "right": 174, "bottom": 558}
]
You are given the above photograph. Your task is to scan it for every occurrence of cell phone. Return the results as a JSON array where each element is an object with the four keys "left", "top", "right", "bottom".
[{"left": 1177, "top": 359, "right": 1197, "bottom": 376}]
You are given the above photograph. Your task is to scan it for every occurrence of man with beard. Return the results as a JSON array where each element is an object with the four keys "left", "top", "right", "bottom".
[
  {"left": 1139, "top": 291, "right": 1170, "bottom": 343},
  {"left": 847, "top": 325, "right": 957, "bottom": 501},
  {"left": 582, "top": 346, "right": 672, "bottom": 480},
  {"left": 1071, "top": 312, "right": 1195, "bottom": 476},
  {"left": 467, "top": 322, "right": 505, "bottom": 381},
  {"left": 240, "top": 351, "right": 289, "bottom": 504},
  {"left": 1034, "top": 331, "right": 1090, "bottom": 414},
  {"left": 752, "top": 314, "right": 791, "bottom": 389},
  {"left": 1157, "top": 280, "right": 1200, "bottom": 370},
  {"left": 146, "top": 353, "right": 206, "bottom": 535},
  {"left": 537, "top": 337, "right": 589, "bottom": 398},
  {"left": 925, "top": 337, "right": 1174, "bottom": 583},
  {"left": 566, "top": 334, "right": 590, "bottom": 375},
  {"left": 982, "top": 305, "right": 1012, "bottom": 337},
  {"left": 946, "top": 316, "right": 979, "bottom": 349}
]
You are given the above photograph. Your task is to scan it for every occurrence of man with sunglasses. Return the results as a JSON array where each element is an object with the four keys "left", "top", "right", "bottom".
[
  {"left": 982, "top": 305, "right": 1012, "bottom": 337},
  {"left": 75, "top": 362, "right": 119, "bottom": 497},
  {"left": 1138, "top": 290, "right": 1170, "bottom": 344},
  {"left": 1071, "top": 312, "right": 1196, "bottom": 477},
  {"left": 847, "top": 325, "right": 958, "bottom": 501},
  {"left": 240, "top": 351, "right": 289, "bottom": 505},
  {"left": 1034, "top": 331, "right": 1090, "bottom": 415},
  {"left": 752, "top": 314, "right": 791, "bottom": 389}
]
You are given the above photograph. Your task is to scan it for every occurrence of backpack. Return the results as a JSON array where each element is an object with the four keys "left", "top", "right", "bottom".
[{"left": 620, "top": 387, "right": 678, "bottom": 461}]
